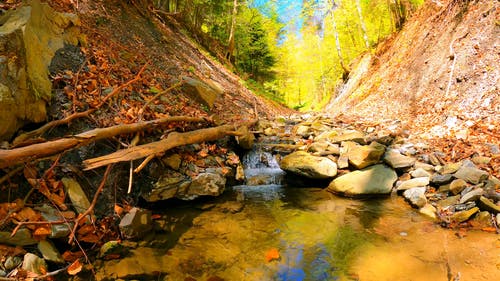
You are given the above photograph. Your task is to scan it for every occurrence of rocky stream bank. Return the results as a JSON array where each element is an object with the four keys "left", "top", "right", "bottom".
[{"left": 1, "top": 113, "right": 498, "bottom": 280}]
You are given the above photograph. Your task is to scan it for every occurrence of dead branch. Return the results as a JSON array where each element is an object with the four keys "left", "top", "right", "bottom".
[
  {"left": 83, "top": 123, "right": 253, "bottom": 170},
  {"left": 68, "top": 165, "right": 112, "bottom": 245},
  {"left": 0, "top": 116, "right": 206, "bottom": 169},
  {"left": 12, "top": 63, "right": 148, "bottom": 146}
]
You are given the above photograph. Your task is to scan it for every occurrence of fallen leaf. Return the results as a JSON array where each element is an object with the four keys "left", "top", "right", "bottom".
[
  {"left": 265, "top": 248, "right": 280, "bottom": 262},
  {"left": 67, "top": 259, "right": 83, "bottom": 275}
]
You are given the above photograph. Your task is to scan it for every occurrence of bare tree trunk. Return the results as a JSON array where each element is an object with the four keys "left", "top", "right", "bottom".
[
  {"left": 330, "top": 9, "right": 350, "bottom": 80},
  {"left": 355, "top": 0, "right": 370, "bottom": 49},
  {"left": 226, "top": 0, "right": 238, "bottom": 63}
]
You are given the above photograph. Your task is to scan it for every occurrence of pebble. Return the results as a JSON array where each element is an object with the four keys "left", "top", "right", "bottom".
[{"left": 397, "top": 177, "right": 430, "bottom": 191}]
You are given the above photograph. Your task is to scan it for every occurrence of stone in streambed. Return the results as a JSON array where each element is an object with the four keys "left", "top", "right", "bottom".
[
  {"left": 459, "top": 188, "right": 484, "bottom": 204},
  {"left": 383, "top": 149, "right": 416, "bottom": 169},
  {"left": 0, "top": 228, "right": 37, "bottom": 246},
  {"left": 449, "top": 179, "right": 467, "bottom": 195},
  {"left": 22, "top": 253, "right": 47, "bottom": 276},
  {"left": 410, "top": 168, "right": 431, "bottom": 178},
  {"left": 396, "top": 177, "right": 429, "bottom": 191},
  {"left": 477, "top": 196, "right": 500, "bottom": 214},
  {"left": 403, "top": 187, "right": 427, "bottom": 208},
  {"left": 119, "top": 207, "right": 152, "bottom": 239},
  {"left": 450, "top": 207, "right": 479, "bottom": 223},
  {"left": 280, "top": 151, "right": 337, "bottom": 179},
  {"left": 346, "top": 141, "right": 386, "bottom": 169},
  {"left": 430, "top": 174, "right": 453, "bottom": 185},
  {"left": 454, "top": 165, "right": 489, "bottom": 184},
  {"left": 62, "top": 177, "right": 91, "bottom": 215},
  {"left": 419, "top": 204, "right": 437, "bottom": 220},
  {"left": 327, "top": 164, "right": 397, "bottom": 196}
]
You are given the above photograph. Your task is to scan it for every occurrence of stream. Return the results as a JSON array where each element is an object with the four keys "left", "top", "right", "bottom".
[{"left": 96, "top": 149, "right": 499, "bottom": 281}]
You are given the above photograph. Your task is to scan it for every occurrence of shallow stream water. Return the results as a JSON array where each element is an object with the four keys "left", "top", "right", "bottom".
[{"left": 96, "top": 150, "right": 499, "bottom": 281}]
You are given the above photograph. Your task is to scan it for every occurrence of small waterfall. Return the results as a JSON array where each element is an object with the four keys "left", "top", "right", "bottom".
[{"left": 240, "top": 149, "right": 285, "bottom": 186}]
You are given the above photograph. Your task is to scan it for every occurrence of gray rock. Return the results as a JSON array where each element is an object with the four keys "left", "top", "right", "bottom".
[
  {"left": 430, "top": 174, "right": 453, "bottom": 185},
  {"left": 37, "top": 240, "right": 64, "bottom": 263},
  {"left": 449, "top": 179, "right": 467, "bottom": 195},
  {"left": 419, "top": 204, "right": 437, "bottom": 220},
  {"left": 62, "top": 177, "right": 91, "bottom": 214},
  {"left": 295, "top": 125, "right": 311, "bottom": 137},
  {"left": 329, "top": 130, "right": 366, "bottom": 144},
  {"left": 22, "top": 253, "right": 47, "bottom": 276},
  {"left": 337, "top": 155, "right": 349, "bottom": 169},
  {"left": 346, "top": 142, "right": 386, "bottom": 169},
  {"left": 383, "top": 149, "right": 416, "bottom": 169},
  {"left": 471, "top": 156, "right": 491, "bottom": 165},
  {"left": 478, "top": 196, "right": 500, "bottom": 214},
  {"left": 450, "top": 207, "right": 479, "bottom": 223},
  {"left": 280, "top": 151, "right": 337, "bottom": 179},
  {"left": 454, "top": 165, "right": 489, "bottom": 184},
  {"left": 403, "top": 187, "right": 427, "bottom": 208},
  {"left": 410, "top": 168, "right": 431, "bottom": 178},
  {"left": 144, "top": 171, "right": 190, "bottom": 202},
  {"left": 327, "top": 164, "right": 397, "bottom": 196},
  {"left": 4, "top": 256, "right": 22, "bottom": 271},
  {"left": 414, "top": 162, "right": 435, "bottom": 172},
  {"left": 182, "top": 76, "right": 222, "bottom": 109},
  {"left": 183, "top": 172, "right": 227, "bottom": 198},
  {"left": 397, "top": 177, "right": 429, "bottom": 191},
  {"left": 0, "top": 228, "right": 37, "bottom": 246},
  {"left": 441, "top": 163, "right": 461, "bottom": 174},
  {"left": 459, "top": 188, "right": 484, "bottom": 204},
  {"left": 35, "top": 204, "right": 72, "bottom": 238},
  {"left": 119, "top": 207, "right": 152, "bottom": 239}
]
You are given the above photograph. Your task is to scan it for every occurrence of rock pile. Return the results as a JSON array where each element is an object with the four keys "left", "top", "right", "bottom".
[{"left": 256, "top": 114, "right": 500, "bottom": 229}]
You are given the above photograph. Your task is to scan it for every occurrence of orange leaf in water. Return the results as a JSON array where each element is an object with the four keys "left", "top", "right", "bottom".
[
  {"left": 481, "top": 227, "right": 497, "bottom": 233},
  {"left": 67, "top": 259, "right": 83, "bottom": 275},
  {"left": 265, "top": 248, "right": 280, "bottom": 262}
]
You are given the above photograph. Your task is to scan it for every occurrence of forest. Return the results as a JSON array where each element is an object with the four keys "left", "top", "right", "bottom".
[{"left": 147, "top": 0, "right": 423, "bottom": 110}]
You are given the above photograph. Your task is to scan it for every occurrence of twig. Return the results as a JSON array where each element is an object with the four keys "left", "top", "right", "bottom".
[
  {"left": 133, "top": 154, "right": 155, "bottom": 174},
  {"left": 11, "top": 220, "right": 67, "bottom": 237},
  {"left": 33, "top": 264, "right": 71, "bottom": 280},
  {"left": 444, "top": 31, "right": 468, "bottom": 99},
  {"left": 68, "top": 165, "right": 112, "bottom": 245}
]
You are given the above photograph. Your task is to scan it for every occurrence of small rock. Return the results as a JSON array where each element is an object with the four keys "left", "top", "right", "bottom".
[
  {"left": 182, "top": 172, "right": 226, "bottom": 198},
  {"left": 4, "top": 256, "right": 22, "bottom": 271},
  {"left": 161, "top": 154, "right": 182, "bottom": 170},
  {"left": 37, "top": 240, "right": 64, "bottom": 263},
  {"left": 477, "top": 196, "right": 500, "bottom": 214},
  {"left": 472, "top": 211, "right": 493, "bottom": 227},
  {"left": 35, "top": 204, "right": 72, "bottom": 238},
  {"left": 437, "top": 184, "right": 451, "bottom": 193},
  {"left": 280, "top": 151, "right": 337, "bottom": 179},
  {"left": 419, "top": 204, "right": 437, "bottom": 220},
  {"left": 459, "top": 188, "right": 484, "bottom": 204},
  {"left": 296, "top": 125, "right": 311, "bottom": 137},
  {"left": 471, "top": 156, "right": 491, "bottom": 165},
  {"left": 450, "top": 207, "right": 479, "bottom": 223},
  {"left": 0, "top": 270, "right": 5, "bottom": 278},
  {"left": 346, "top": 141, "right": 386, "bottom": 169},
  {"left": 383, "top": 149, "right": 416, "bottom": 169},
  {"left": 454, "top": 165, "right": 489, "bottom": 184},
  {"left": 62, "top": 177, "right": 91, "bottom": 214},
  {"left": 397, "top": 177, "right": 430, "bottom": 191},
  {"left": 327, "top": 164, "right": 397, "bottom": 196},
  {"left": 22, "top": 253, "right": 47, "bottom": 276},
  {"left": 0, "top": 228, "right": 37, "bottom": 246},
  {"left": 337, "top": 155, "right": 349, "bottom": 169},
  {"left": 330, "top": 130, "right": 366, "bottom": 144},
  {"left": 430, "top": 174, "right": 453, "bottom": 185},
  {"left": 428, "top": 154, "right": 441, "bottom": 166},
  {"left": 99, "top": 241, "right": 127, "bottom": 258},
  {"left": 449, "top": 179, "right": 468, "bottom": 195},
  {"left": 414, "top": 162, "right": 435, "bottom": 172},
  {"left": 403, "top": 187, "right": 427, "bottom": 208},
  {"left": 436, "top": 195, "right": 461, "bottom": 208},
  {"left": 119, "top": 207, "right": 152, "bottom": 239},
  {"left": 441, "top": 163, "right": 461, "bottom": 174},
  {"left": 410, "top": 168, "right": 431, "bottom": 178}
]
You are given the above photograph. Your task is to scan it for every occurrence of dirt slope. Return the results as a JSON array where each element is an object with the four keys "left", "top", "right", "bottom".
[{"left": 326, "top": 0, "right": 499, "bottom": 175}]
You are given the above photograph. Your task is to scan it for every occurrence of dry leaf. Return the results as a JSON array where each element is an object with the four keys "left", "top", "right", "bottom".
[
  {"left": 67, "top": 259, "right": 83, "bottom": 275},
  {"left": 265, "top": 248, "right": 280, "bottom": 262}
]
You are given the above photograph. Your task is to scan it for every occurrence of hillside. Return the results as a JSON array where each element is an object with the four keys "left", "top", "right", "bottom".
[{"left": 326, "top": 0, "right": 499, "bottom": 177}]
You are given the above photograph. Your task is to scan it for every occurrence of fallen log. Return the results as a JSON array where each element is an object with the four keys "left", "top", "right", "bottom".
[
  {"left": 0, "top": 116, "right": 206, "bottom": 169},
  {"left": 83, "top": 123, "right": 245, "bottom": 170}
]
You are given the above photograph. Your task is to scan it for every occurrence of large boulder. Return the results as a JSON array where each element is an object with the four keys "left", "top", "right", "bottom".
[
  {"left": 0, "top": 0, "right": 84, "bottom": 140},
  {"left": 327, "top": 164, "right": 397, "bottom": 196},
  {"left": 280, "top": 151, "right": 337, "bottom": 179}
]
